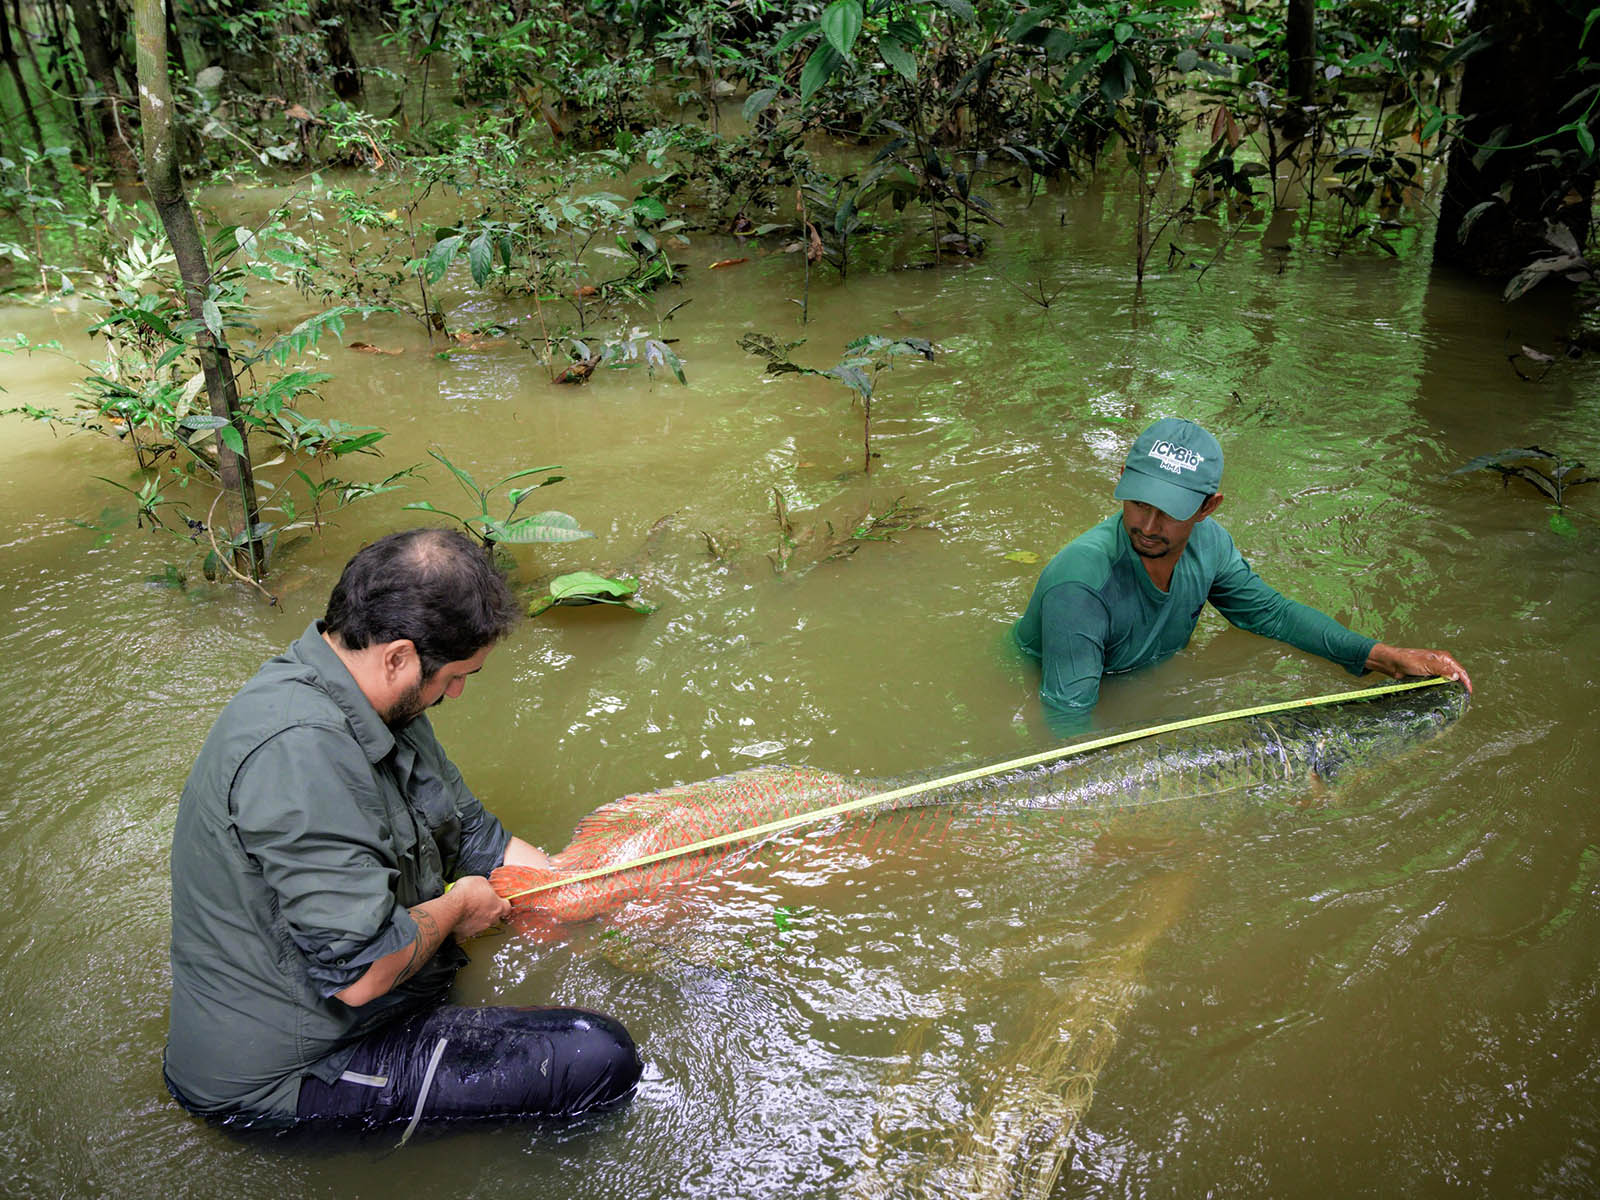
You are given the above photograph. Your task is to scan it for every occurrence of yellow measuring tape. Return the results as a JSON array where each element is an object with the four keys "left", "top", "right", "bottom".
[{"left": 502, "top": 676, "right": 1450, "bottom": 901}]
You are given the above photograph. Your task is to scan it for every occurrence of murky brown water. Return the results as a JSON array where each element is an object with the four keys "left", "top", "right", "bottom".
[{"left": 2, "top": 145, "right": 1598, "bottom": 1199}]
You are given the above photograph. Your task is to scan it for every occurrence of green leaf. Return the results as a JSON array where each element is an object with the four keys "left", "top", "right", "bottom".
[
  {"left": 800, "top": 43, "right": 844, "bottom": 104},
  {"left": 489, "top": 510, "right": 595, "bottom": 544},
  {"left": 880, "top": 37, "right": 917, "bottom": 81},
  {"left": 1174, "top": 47, "right": 1198, "bottom": 72},
  {"left": 467, "top": 233, "right": 493, "bottom": 287},
  {"left": 743, "top": 87, "right": 779, "bottom": 122},
  {"left": 424, "top": 234, "right": 464, "bottom": 284},
  {"left": 1550, "top": 511, "right": 1578, "bottom": 538},
  {"left": 528, "top": 570, "right": 656, "bottom": 616},
  {"left": 774, "top": 19, "right": 821, "bottom": 53},
  {"left": 1578, "top": 123, "right": 1596, "bottom": 159},
  {"left": 631, "top": 195, "right": 668, "bottom": 222},
  {"left": 202, "top": 298, "right": 223, "bottom": 338},
  {"left": 217, "top": 422, "right": 245, "bottom": 456},
  {"left": 821, "top": 0, "right": 863, "bottom": 58},
  {"left": 1451, "top": 447, "right": 1557, "bottom": 475},
  {"left": 828, "top": 364, "right": 872, "bottom": 396}
]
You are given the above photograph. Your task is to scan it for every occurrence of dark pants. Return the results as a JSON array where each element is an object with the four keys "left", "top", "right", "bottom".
[{"left": 295, "top": 1005, "right": 641, "bottom": 1129}]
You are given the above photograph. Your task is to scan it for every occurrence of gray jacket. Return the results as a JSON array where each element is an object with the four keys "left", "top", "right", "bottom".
[{"left": 165, "top": 621, "right": 510, "bottom": 1121}]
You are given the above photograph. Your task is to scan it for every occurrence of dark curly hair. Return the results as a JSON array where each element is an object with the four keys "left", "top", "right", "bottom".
[{"left": 324, "top": 528, "right": 520, "bottom": 676}]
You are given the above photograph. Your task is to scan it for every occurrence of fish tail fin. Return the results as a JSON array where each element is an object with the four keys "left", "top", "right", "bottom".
[{"left": 491, "top": 865, "right": 561, "bottom": 906}]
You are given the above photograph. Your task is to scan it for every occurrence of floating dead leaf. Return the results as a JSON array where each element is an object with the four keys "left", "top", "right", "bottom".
[
  {"left": 1004, "top": 550, "right": 1042, "bottom": 564},
  {"left": 349, "top": 341, "right": 402, "bottom": 355},
  {"left": 708, "top": 257, "right": 748, "bottom": 270},
  {"left": 554, "top": 355, "right": 601, "bottom": 385},
  {"left": 1520, "top": 344, "right": 1555, "bottom": 364}
]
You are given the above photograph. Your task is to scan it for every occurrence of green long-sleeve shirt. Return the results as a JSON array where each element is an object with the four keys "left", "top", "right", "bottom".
[
  {"left": 1013, "top": 514, "right": 1377, "bottom": 722},
  {"left": 165, "top": 621, "right": 511, "bottom": 1122}
]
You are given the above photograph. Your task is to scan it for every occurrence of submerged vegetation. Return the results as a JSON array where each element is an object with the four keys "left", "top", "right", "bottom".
[{"left": 1, "top": 0, "right": 1597, "bottom": 594}]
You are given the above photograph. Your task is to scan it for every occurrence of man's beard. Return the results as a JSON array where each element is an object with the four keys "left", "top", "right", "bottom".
[
  {"left": 383, "top": 679, "right": 438, "bottom": 728},
  {"left": 1127, "top": 529, "right": 1170, "bottom": 559}
]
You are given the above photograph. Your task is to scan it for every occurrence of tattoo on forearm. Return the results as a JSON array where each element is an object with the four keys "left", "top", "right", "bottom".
[{"left": 398, "top": 905, "right": 444, "bottom": 985}]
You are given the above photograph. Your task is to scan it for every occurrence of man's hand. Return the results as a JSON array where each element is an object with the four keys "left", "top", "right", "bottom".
[
  {"left": 447, "top": 874, "right": 511, "bottom": 939},
  {"left": 334, "top": 876, "right": 510, "bottom": 1007},
  {"left": 1366, "top": 643, "right": 1473, "bottom": 694}
]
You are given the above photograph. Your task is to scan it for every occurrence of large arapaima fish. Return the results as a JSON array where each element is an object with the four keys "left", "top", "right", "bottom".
[{"left": 491, "top": 683, "right": 1467, "bottom": 922}]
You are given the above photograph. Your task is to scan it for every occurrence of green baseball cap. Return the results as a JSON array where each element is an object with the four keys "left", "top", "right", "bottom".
[{"left": 1112, "top": 417, "right": 1223, "bottom": 521}]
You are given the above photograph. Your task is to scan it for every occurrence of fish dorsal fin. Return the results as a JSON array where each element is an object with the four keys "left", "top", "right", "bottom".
[{"left": 558, "top": 764, "right": 846, "bottom": 862}]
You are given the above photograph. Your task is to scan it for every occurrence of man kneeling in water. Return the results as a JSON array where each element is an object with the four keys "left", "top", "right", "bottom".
[{"left": 165, "top": 529, "right": 641, "bottom": 1128}]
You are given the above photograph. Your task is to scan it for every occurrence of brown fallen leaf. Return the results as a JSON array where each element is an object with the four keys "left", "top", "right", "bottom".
[
  {"left": 574, "top": 284, "right": 600, "bottom": 298},
  {"left": 554, "top": 355, "right": 602, "bottom": 385},
  {"left": 708, "top": 257, "right": 748, "bottom": 270},
  {"left": 349, "top": 341, "right": 402, "bottom": 355}
]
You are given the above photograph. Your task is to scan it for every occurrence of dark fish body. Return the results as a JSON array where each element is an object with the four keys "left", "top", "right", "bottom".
[{"left": 493, "top": 685, "right": 1467, "bottom": 921}]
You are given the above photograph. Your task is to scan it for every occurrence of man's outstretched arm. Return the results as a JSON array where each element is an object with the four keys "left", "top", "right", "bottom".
[{"left": 1365, "top": 644, "right": 1473, "bottom": 693}]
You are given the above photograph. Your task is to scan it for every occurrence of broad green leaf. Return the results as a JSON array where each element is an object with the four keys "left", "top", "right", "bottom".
[
  {"left": 530, "top": 571, "right": 656, "bottom": 617},
  {"left": 468, "top": 233, "right": 493, "bottom": 287},
  {"left": 880, "top": 37, "right": 917, "bottom": 81},
  {"left": 202, "top": 298, "right": 223, "bottom": 338},
  {"left": 828, "top": 364, "right": 872, "bottom": 396},
  {"left": 800, "top": 43, "right": 844, "bottom": 104},
  {"left": 424, "top": 234, "right": 464, "bottom": 284},
  {"left": 632, "top": 195, "right": 668, "bottom": 222},
  {"left": 743, "top": 87, "right": 779, "bottom": 122},
  {"left": 1004, "top": 550, "right": 1041, "bottom": 564},
  {"left": 821, "top": 0, "right": 863, "bottom": 58},
  {"left": 491, "top": 510, "right": 595, "bottom": 544},
  {"left": 217, "top": 422, "right": 245, "bottom": 456},
  {"left": 1550, "top": 512, "right": 1578, "bottom": 537},
  {"left": 774, "top": 19, "right": 821, "bottom": 53},
  {"left": 1451, "top": 447, "right": 1556, "bottom": 475}
]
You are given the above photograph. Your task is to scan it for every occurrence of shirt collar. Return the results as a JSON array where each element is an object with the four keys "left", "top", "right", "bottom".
[{"left": 290, "top": 620, "right": 396, "bottom": 764}]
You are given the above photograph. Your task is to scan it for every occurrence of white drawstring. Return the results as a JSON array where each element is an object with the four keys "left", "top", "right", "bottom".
[{"left": 397, "top": 1036, "right": 449, "bottom": 1148}]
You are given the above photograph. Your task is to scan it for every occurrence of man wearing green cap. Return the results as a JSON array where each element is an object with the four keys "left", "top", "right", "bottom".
[{"left": 1013, "top": 417, "right": 1471, "bottom": 725}]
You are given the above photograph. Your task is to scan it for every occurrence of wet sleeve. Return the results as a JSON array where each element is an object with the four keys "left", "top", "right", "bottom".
[
  {"left": 232, "top": 726, "right": 419, "bottom": 997},
  {"left": 1035, "top": 581, "right": 1110, "bottom": 726},
  {"left": 436, "top": 750, "right": 512, "bottom": 878},
  {"left": 1206, "top": 540, "right": 1377, "bottom": 675}
]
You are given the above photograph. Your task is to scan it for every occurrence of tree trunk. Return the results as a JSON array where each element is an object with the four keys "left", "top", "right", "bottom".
[
  {"left": 43, "top": 0, "right": 95, "bottom": 156},
  {"left": 71, "top": 0, "right": 139, "bottom": 184},
  {"left": 323, "top": 0, "right": 363, "bottom": 102},
  {"left": 1285, "top": 0, "right": 1314, "bottom": 107},
  {"left": 0, "top": 2, "right": 58, "bottom": 177},
  {"left": 132, "top": 0, "right": 265, "bottom": 578},
  {"left": 1434, "top": 0, "right": 1595, "bottom": 279}
]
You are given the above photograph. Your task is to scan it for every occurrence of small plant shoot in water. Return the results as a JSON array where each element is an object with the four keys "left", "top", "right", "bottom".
[
  {"left": 1453, "top": 446, "right": 1597, "bottom": 537},
  {"left": 740, "top": 331, "right": 935, "bottom": 472},
  {"left": 404, "top": 448, "right": 592, "bottom": 549}
]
